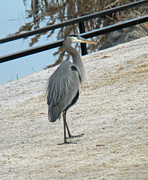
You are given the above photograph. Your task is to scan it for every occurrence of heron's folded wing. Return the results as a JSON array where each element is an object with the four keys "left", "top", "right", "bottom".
[{"left": 47, "top": 61, "right": 80, "bottom": 121}]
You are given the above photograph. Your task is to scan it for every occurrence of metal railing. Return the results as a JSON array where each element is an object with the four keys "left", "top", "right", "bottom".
[{"left": 0, "top": 0, "right": 148, "bottom": 63}]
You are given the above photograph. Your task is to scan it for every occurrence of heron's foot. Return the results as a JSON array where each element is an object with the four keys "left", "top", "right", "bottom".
[
  {"left": 58, "top": 133, "right": 84, "bottom": 145},
  {"left": 68, "top": 133, "right": 84, "bottom": 139},
  {"left": 58, "top": 141, "right": 77, "bottom": 145}
]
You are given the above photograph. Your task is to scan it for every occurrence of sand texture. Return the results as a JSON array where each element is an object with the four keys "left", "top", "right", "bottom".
[{"left": 0, "top": 36, "right": 148, "bottom": 179}]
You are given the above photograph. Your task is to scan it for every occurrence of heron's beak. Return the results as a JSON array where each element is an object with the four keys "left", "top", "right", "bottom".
[{"left": 79, "top": 38, "right": 97, "bottom": 45}]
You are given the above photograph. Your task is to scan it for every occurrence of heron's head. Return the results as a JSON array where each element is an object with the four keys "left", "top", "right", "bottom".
[{"left": 67, "top": 34, "right": 97, "bottom": 45}]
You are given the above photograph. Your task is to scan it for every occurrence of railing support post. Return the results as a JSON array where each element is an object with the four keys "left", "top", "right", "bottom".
[{"left": 79, "top": 21, "right": 87, "bottom": 55}]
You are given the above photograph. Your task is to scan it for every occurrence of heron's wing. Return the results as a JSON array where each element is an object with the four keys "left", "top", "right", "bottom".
[{"left": 47, "top": 61, "right": 81, "bottom": 122}]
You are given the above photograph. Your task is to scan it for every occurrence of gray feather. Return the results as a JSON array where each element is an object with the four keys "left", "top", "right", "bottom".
[{"left": 47, "top": 61, "right": 80, "bottom": 122}]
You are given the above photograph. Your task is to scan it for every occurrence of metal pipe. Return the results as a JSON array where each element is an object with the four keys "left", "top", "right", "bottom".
[{"left": 0, "top": 0, "right": 147, "bottom": 44}]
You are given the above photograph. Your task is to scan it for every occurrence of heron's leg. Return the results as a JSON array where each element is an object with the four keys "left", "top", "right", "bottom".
[
  {"left": 63, "top": 111, "right": 67, "bottom": 143},
  {"left": 63, "top": 111, "right": 72, "bottom": 139}
]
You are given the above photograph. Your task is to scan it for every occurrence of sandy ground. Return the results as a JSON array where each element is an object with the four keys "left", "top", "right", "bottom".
[{"left": 0, "top": 36, "right": 148, "bottom": 180}]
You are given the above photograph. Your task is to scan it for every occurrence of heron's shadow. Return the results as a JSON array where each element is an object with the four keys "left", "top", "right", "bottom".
[{"left": 58, "top": 133, "right": 84, "bottom": 145}]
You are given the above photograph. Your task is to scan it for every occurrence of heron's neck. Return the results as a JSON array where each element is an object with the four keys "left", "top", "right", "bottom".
[{"left": 67, "top": 46, "right": 85, "bottom": 83}]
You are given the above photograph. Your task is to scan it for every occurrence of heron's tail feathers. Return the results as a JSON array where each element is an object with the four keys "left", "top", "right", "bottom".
[{"left": 48, "top": 105, "right": 61, "bottom": 122}]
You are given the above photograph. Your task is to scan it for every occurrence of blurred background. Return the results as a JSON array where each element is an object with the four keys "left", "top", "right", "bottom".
[{"left": 0, "top": 0, "right": 148, "bottom": 85}]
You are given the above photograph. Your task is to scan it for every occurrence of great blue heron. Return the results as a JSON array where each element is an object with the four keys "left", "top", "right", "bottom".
[{"left": 47, "top": 34, "right": 96, "bottom": 143}]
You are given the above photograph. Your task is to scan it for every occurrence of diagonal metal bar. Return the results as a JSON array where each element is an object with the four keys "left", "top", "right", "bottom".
[
  {"left": 0, "top": 0, "right": 148, "bottom": 44},
  {"left": 0, "top": 40, "right": 63, "bottom": 63},
  {"left": 81, "top": 14, "right": 148, "bottom": 39}
]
